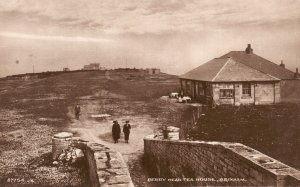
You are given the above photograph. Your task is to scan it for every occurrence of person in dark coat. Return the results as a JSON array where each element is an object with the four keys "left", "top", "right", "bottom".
[
  {"left": 123, "top": 120, "right": 131, "bottom": 143},
  {"left": 75, "top": 104, "right": 81, "bottom": 119},
  {"left": 112, "top": 120, "right": 121, "bottom": 143}
]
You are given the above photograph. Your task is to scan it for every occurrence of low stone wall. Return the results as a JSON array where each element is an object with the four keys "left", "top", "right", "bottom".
[
  {"left": 72, "top": 140, "right": 134, "bottom": 187},
  {"left": 144, "top": 133, "right": 300, "bottom": 186}
]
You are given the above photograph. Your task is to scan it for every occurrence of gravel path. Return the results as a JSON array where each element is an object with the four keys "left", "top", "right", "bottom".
[{"left": 67, "top": 98, "right": 162, "bottom": 186}]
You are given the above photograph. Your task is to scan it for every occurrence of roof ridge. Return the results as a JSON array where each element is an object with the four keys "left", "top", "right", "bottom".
[
  {"left": 179, "top": 57, "right": 229, "bottom": 81},
  {"left": 211, "top": 58, "right": 231, "bottom": 81},
  {"left": 230, "top": 58, "right": 280, "bottom": 81},
  {"left": 213, "top": 58, "right": 279, "bottom": 82},
  {"left": 224, "top": 51, "right": 295, "bottom": 79},
  {"left": 251, "top": 53, "right": 295, "bottom": 74}
]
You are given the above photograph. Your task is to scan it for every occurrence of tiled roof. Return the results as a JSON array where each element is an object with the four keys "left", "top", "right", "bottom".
[
  {"left": 220, "top": 51, "right": 295, "bottom": 80},
  {"left": 180, "top": 58, "right": 228, "bottom": 81},
  {"left": 213, "top": 58, "right": 278, "bottom": 82},
  {"left": 180, "top": 50, "right": 295, "bottom": 81}
]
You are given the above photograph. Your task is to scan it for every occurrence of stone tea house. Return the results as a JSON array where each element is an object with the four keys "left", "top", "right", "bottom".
[{"left": 180, "top": 44, "right": 299, "bottom": 105}]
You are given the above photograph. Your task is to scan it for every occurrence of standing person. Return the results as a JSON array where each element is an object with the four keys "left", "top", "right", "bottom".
[
  {"left": 123, "top": 120, "right": 131, "bottom": 143},
  {"left": 112, "top": 120, "right": 121, "bottom": 143},
  {"left": 75, "top": 104, "right": 81, "bottom": 119}
]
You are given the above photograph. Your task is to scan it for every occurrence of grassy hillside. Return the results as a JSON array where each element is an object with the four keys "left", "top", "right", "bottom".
[
  {"left": 0, "top": 70, "right": 180, "bottom": 186},
  {"left": 3, "top": 70, "right": 298, "bottom": 186}
]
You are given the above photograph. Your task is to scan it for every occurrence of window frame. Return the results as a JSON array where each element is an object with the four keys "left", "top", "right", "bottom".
[
  {"left": 242, "top": 83, "right": 251, "bottom": 97},
  {"left": 219, "top": 89, "right": 234, "bottom": 98},
  {"left": 198, "top": 82, "right": 205, "bottom": 96},
  {"left": 186, "top": 80, "right": 191, "bottom": 95}
]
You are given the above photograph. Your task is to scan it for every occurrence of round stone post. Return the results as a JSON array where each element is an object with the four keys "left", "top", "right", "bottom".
[{"left": 52, "top": 132, "right": 73, "bottom": 160}]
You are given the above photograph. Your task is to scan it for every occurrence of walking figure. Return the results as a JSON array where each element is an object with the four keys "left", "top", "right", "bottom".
[
  {"left": 112, "top": 120, "right": 121, "bottom": 143},
  {"left": 75, "top": 104, "right": 81, "bottom": 119},
  {"left": 123, "top": 120, "right": 131, "bottom": 143}
]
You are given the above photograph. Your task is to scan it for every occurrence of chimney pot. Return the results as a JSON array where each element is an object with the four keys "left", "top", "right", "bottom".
[
  {"left": 279, "top": 60, "right": 285, "bottom": 68},
  {"left": 294, "top": 68, "right": 299, "bottom": 79},
  {"left": 245, "top": 44, "right": 253, "bottom": 54}
]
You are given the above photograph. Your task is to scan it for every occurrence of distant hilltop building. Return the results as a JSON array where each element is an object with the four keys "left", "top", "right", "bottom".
[
  {"left": 180, "top": 44, "right": 300, "bottom": 105},
  {"left": 83, "top": 63, "right": 100, "bottom": 70},
  {"left": 146, "top": 68, "right": 160, "bottom": 75},
  {"left": 82, "top": 63, "right": 105, "bottom": 71},
  {"left": 63, "top": 67, "right": 70, "bottom": 72}
]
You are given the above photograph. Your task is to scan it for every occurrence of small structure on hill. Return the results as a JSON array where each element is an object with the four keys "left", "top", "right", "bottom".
[
  {"left": 63, "top": 67, "right": 70, "bottom": 72},
  {"left": 83, "top": 63, "right": 103, "bottom": 70},
  {"left": 146, "top": 68, "right": 160, "bottom": 75},
  {"left": 180, "top": 44, "right": 300, "bottom": 105}
]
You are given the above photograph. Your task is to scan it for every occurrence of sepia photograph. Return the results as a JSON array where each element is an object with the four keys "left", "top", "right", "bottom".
[{"left": 0, "top": 0, "right": 300, "bottom": 186}]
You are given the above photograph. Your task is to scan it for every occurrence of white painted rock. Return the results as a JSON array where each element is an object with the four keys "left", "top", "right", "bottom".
[
  {"left": 66, "top": 152, "right": 72, "bottom": 161},
  {"left": 91, "top": 114, "right": 111, "bottom": 118},
  {"left": 58, "top": 153, "right": 66, "bottom": 161},
  {"left": 167, "top": 126, "right": 180, "bottom": 132},
  {"left": 75, "top": 148, "right": 84, "bottom": 158}
]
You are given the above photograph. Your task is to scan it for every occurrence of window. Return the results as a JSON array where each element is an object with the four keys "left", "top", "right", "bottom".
[
  {"left": 242, "top": 83, "right": 251, "bottom": 96},
  {"left": 186, "top": 81, "right": 191, "bottom": 95},
  {"left": 205, "top": 83, "right": 212, "bottom": 96},
  {"left": 198, "top": 82, "right": 204, "bottom": 96},
  {"left": 220, "top": 89, "right": 234, "bottom": 98}
]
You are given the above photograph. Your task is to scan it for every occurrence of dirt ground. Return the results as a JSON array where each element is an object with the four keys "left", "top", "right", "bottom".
[
  {"left": 65, "top": 73, "right": 189, "bottom": 187},
  {"left": 0, "top": 70, "right": 185, "bottom": 187}
]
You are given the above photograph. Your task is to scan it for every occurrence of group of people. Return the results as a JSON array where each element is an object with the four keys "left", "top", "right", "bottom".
[
  {"left": 112, "top": 120, "right": 131, "bottom": 143},
  {"left": 74, "top": 104, "right": 131, "bottom": 144}
]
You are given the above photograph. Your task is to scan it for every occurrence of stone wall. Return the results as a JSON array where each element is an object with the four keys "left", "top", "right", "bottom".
[
  {"left": 212, "top": 82, "right": 280, "bottom": 106},
  {"left": 280, "top": 79, "right": 300, "bottom": 102},
  {"left": 235, "top": 83, "right": 256, "bottom": 105},
  {"left": 212, "top": 83, "right": 235, "bottom": 105},
  {"left": 254, "top": 82, "right": 276, "bottom": 104},
  {"left": 72, "top": 140, "right": 134, "bottom": 187},
  {"left": 144, "top": 134, "right": 300, "bottom": 186}
]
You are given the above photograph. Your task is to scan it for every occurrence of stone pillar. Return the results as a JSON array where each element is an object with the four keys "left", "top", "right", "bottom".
[{"left": 52, "top": 132, "right": 73, "bottom": 160}]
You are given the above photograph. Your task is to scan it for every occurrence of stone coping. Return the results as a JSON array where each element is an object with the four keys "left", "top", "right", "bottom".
[
  {"left": 144, "top": 134, "right": 300, "bottom": 182},
  {"left": 72, "top": 140, "right": 134, "bottom": 187},
  {"left": 54, "top": 132, "right": 73, "bottom": 138}
]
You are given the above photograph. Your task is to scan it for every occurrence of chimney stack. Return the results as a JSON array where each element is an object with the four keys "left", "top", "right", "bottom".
[
  {"left": 294, "top": 68, "right": 299, "bottom": 79},
  {"left": 279, "top": 60, "right": 285, "bottom": 68},
  {"left": 245, "top": 44, "right": 253, "bottom": 54}
]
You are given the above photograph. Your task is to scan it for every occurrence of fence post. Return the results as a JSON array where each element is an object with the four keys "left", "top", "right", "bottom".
[{"left": 179, "top": 123, "right": 183, "bottom": 140}]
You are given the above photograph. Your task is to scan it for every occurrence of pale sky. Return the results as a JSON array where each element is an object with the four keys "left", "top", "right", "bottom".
[{"left": 0, "top": 0, "right": 300, "bottom": 77}]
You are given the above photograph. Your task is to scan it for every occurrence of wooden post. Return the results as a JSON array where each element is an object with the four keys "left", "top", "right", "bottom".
[
  {"left": 179, "top": 123, "right": 183, "bottom": 140},
  {"left": 192, "top": 110, "right": 195, "bottom": 124}
]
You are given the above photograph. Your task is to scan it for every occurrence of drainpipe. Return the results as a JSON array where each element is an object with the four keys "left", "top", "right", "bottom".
[
  {"left": 183, "top": 79, "right": 186, "bottom": 96},
  {"left": 180, "top": 79, "right": 183, "bottom": 91},
  {"left": 190, "top": 80, "right": 193, "bottom": 98},
  {"left": 192, "top": 80, "right": 194, "bottom": 100},
  {"left": 233, "top": 83, "right": 235, "bottom": 106},
  {"left": 274, "top": 82, "right": 276, "bottom": 104},
  {"left": 254, "top": 83, "right": 256, "bottom": 105}
]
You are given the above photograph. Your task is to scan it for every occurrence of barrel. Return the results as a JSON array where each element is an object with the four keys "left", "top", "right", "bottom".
[{"left": 52, "top": 132, "right": 73, "bottom": 160}]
